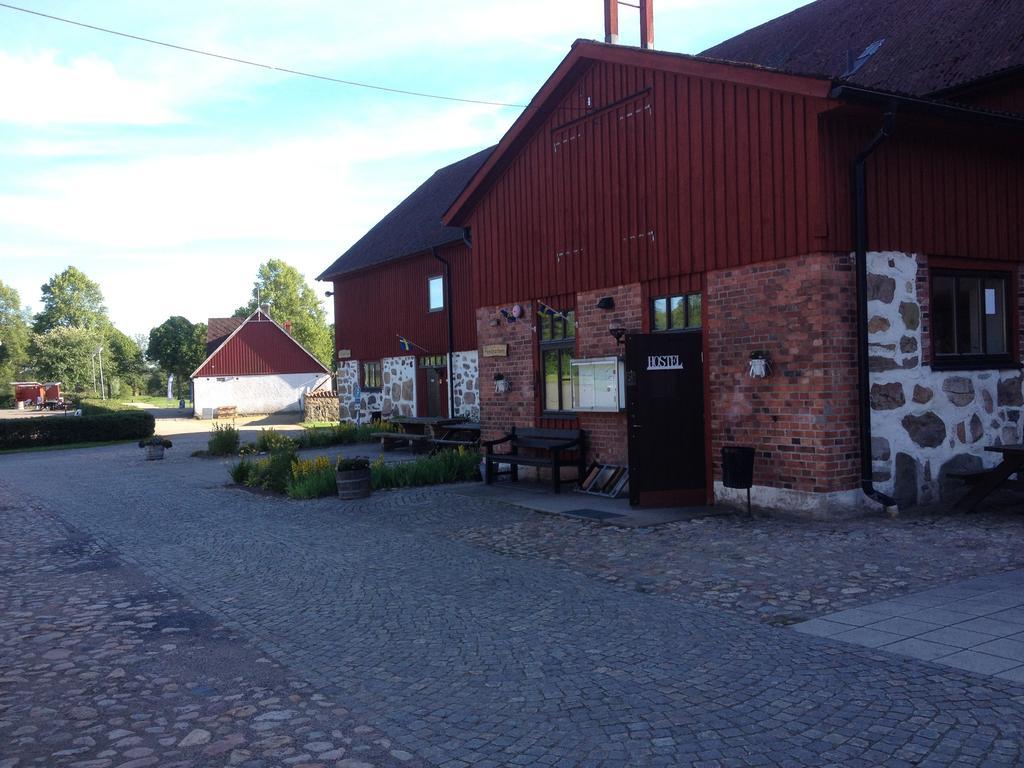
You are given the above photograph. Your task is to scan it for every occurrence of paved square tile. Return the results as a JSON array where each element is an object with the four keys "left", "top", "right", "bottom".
[
  {"left": 880, "top": 637, "right": 960, "bottom": 661},
  {"left": 865, "top": 616, "right": 943, "bottom": 636},
  {"left": 955, "top": 616, "right": 1024, "bottom": 637},
  {"left": 902, "top": 607, "right": 976, "bottom": 625},
  {"left": 792, "top": 618, "right": 850, "bottom": 638},
  {"left": 973, "top": 637, "right": 1024, "bottom": 662},
  {"left": 918, "top": 626, "right": 1002, "bottom": 649},
  {"left": 830, "top": 626, "right": 906, "bottom": 648},
  {"left": 935, "top": 650, "right": 1022, "bottom": 675}
]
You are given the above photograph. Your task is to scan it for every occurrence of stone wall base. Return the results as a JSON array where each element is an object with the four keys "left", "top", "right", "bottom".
[{"left": 714, "top": 482, "right": 878, "bottom": 520}]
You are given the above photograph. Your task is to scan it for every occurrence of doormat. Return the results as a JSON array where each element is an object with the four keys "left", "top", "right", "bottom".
[{"left": 561, "top": 508, "right": 625, "bottom": 521}]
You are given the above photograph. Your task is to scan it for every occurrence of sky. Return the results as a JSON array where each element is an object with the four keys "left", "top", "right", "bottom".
[{"left": 0, "top": 0, "right": 810, "bottom": 339}]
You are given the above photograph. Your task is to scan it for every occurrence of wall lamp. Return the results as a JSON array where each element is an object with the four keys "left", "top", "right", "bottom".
[
  {"left": 596, "top": 296, "right": 615, "bottom": 310},
  {"left": 325, "top": 290, "right": 334, "bottom": 297},
  {"left": 609, "top": 327, "right": 627, "bottom": 344}
]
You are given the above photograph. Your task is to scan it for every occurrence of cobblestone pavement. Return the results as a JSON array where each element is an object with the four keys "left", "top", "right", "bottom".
[
  {"left": 2, "top": 443, "right": 1024, "bottom": 766},
  {"left": 449, "top": 496, "right": 1024, "bottom": 625},
  {"left": 0, "top": 500, "right": 424, "bottom": 768}
]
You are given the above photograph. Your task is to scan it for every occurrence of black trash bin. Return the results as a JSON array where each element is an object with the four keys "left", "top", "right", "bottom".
[{"left": 721, "top": 446, "right": 755, "bottom": 515}]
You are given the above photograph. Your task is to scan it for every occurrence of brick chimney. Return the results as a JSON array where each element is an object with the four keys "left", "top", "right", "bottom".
[
  {"left": 604, "top": 0, "right": 654, "bottom": 49},
  {"left": 284, "top": 320, "right": 293, "bottom": 335}
]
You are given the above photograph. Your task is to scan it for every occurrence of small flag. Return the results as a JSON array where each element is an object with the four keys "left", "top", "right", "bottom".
[{"left": 398, "top": 336, "right": 412, "bottom": 351}]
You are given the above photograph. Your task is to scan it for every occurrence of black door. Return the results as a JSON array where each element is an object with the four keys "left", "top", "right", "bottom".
[
  {"left": 625, "top": 332, "right": 706, "bottom": 506},
  {"left": 425, "top": 368, "right": 442, "bottom": 417}
]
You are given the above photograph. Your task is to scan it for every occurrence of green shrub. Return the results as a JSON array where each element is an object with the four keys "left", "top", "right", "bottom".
[
  {"left": 286, "top": 456, "right": 336, "bottom": 499},
  {"left": 248, "top": 449, "right": 295, "bottom": 493},
  {"left": 229, "top": 460, "right": 253, "bottom": 484},
  {"left": 207, "top": 423, "right": 240, "bottom": 456},
  {"left": 297, "top": 421, "right": 394, "bottom": 449},
  {"left": 371, "top": 448, "right": 481, "bottom": 489},
  {"left": 0, "top": 411, "right": 154, "bottom": 450},
  {"left": 336, "top": 456, "right": 370, "bottom": 472},
  {"left": 255, "top": 428, "right": 299, "bottom": 453},
  {"left": 78, "top": 398, "right": 136, "bottom": 415},
  {"left": 139, "top": 436, "right": 172, "bottom": 448}
]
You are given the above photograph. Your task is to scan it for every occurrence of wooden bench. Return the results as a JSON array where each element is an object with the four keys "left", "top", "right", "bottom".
[
  {"left": 483, "top": 426, "right": 586, "bottom": 494},
  {"left": 430, "top": 422, "right": 481, "bottom": 453},
  {"left": 371, "top": 431, "right": 432, "bottom": 452}
]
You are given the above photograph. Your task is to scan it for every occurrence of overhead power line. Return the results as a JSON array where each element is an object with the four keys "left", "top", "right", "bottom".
[{"left": 0, "top": 2, "right": 530, "bottom": 109}]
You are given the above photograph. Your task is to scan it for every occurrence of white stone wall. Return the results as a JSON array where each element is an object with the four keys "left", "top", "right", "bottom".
[
  {"left": 193, "top": 373, "right": 331, "bottom": 417},
  {"left": 335, "top": 356, "right": 416, "bottom": 422},
  {"left": 867, "top": 251, "right": 1024, "bottom": 507},
  {"left": 451, "top": 350, "right": 480, "bottom": 421}
]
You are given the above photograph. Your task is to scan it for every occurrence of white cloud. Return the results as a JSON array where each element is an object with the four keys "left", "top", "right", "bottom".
[{"left": 0, "top": 50, "right": 182, "bottom": 125}]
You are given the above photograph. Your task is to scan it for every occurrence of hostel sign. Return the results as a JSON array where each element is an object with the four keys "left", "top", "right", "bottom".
[{"left": 646, "top": 354, "right": 684, "bottom": 371}]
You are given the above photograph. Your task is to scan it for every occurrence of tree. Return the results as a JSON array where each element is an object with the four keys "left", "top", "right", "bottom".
[
  {"left": 235, "top": 259, "right": 332, "bottom": 366},
  {"left": 0, "top": 280, "right": 31, "bottom": 405},
  {"left": 33, "top": 266, "right": 108, "bottom": 333},
  {"left": 29, "top": 326, "right": 103, "bottom": 394},
  {"left": 107, "top": 328, "right": 147, "bottom": 396},
  {"left": 147, "top": 317, "right": 206, "bottom": 398}
]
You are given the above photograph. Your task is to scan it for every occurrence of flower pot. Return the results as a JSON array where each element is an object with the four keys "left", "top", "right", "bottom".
[
  {"left": 145, "top": 444, "right": 165, "bottom": 461},
  {"left": 336, "top": 468, "right": 372, "bottom": 499}
]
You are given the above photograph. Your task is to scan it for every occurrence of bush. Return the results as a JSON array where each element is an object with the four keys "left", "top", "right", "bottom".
[
  {"left": 229, "top": 459, "right": 253, "bottom": 484},
  {"left": 207, "top": 423, "right": 240, "bottom": 456},
  {"left": 297, "top": 421, "right": 394, "bottom": 449},
  {"left": 371, "top": 448, "right": 481, "bottom": 489},
  {"left": 255, "top": 428, "right": 299, "bottom": 454},
  {"left": 286, "top": 456, "right": 336, "bottom": 499},
  {"left": 0, "top": 411, "right": 154, "bottom": 450},
  {"left": 139, "top": 436, "right": 172, "bottom": 448},
  {"left": 78, "top": 398, "right": 136, "bottom": 415},
  {"left": 248, "top": 449, "right": 295, "bottom": 493}
]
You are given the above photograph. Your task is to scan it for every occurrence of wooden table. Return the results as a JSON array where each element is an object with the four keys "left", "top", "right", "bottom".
[
  {"left": 430, "top": 421, "right": 481, "bottom": 452},
  {"left": 374, "top": 417, "right": 461, "bottom": 452},
  {"left": 953, "top": 444, "right": 1024, "bottom": 512}
]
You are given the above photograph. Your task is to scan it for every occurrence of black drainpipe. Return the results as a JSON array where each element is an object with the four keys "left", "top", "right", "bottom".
[
  {"left": 853, "top": 110, "right": 898, "bottom": 512},
  {"left": 432, "top": 245, "right": 456, "bottom": 418}
]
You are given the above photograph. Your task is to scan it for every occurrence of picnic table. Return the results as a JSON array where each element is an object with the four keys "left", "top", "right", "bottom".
[
  {"left": 952, "top": 444, "right": 1024, "bottom": 512},
  {"left": 430, "top": 421, "right": 481, "bottom": 452},
  {"left": 372, "top": 416, "right": 460, "bottom": 452}
]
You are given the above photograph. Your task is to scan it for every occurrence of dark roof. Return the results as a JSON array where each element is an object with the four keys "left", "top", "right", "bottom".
[
  {"left": 701, "top": 0, "right": 1024, "bottom": 98},
  {"left": 194, "top": 309, "right": 329, "bottom": 378},
  {"left": 206, "top": 317, "right": 243, "bottom": 356},
  {"left": 318, "top": 146, "right": 494, "bottom": 280}
]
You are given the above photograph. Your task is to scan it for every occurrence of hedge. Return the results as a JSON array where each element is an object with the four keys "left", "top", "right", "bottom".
[{"left": 0, "top": 411, "right": 155, "bottom": 450}]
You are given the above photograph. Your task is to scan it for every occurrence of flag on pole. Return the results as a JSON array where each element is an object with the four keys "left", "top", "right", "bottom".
[{"left": 397, "top": 335, "right": 428, "bottom": 352}]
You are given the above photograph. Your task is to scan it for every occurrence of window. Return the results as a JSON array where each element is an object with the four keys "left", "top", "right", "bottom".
[
  {"left": 428, "top": 275, "right": 444, "bottom": 311},
  {"left": 931, "top": 269, "right": 1013, "bottom": 368},
  {"left": 419, "top": 355, "right": 446, "bottom": 368},
  {"left": 539, "top": 309, "right": 575, "bottom": 413},
  {"left": 362, "top": 361, "right": 382, "bottom": 390},
  {"left": 651, "top": 292, "right": 702, "bottom": 331}
]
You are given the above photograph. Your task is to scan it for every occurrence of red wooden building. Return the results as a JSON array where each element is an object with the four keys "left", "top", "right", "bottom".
[
  {"left": 439, "top": 1, "right": 1024, "bottom": 514},
  {"left": 191, "top": 308, "right": 331, "bottom": 417},
  {"left": 319, "top": 148, "right": 491, "bottom": 421}
]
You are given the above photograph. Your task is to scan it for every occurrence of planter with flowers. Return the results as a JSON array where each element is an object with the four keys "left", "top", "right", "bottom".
[{"left": 139, "top": 436, "right": 173, "bottom": 460}]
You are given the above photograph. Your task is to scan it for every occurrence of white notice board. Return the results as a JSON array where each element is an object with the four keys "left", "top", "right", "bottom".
[{"left": 570, "top": 357, "right": 624, "bottom": 412}]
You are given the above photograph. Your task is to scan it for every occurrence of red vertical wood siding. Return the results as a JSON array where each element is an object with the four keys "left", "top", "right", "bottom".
[
  {"left": 332, "top": 242, "right": 474, "bottom": 361},
  {"left": 948, "top": 72, "right": 1024, "bottom": 117},
  {"left": 465, "top": 60, "right": 833, "bottom": 307},
  {"left": 196, "top": 319, "right": 327, "bottom": 377},
  {"left": 821, "top": 113, "right": 1024, "bottom": 260}
]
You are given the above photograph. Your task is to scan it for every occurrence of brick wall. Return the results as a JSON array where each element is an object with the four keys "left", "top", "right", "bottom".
[
  {"left": 476, "top": 303, "right": 537, "bottom": 443},
  {"left": 574, "top": 284, "right": 642, "bottom": 464},
  {"left": 707, "top": 253, "right": 860, "bottom": 494}
]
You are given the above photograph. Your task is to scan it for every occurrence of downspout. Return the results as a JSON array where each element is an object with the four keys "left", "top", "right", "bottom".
[
  {"left": 853, "top": 110, "right": 898, "bottom": 513},
  {"left": 432, "top": 245, "right": 456, "bottom": 418}
]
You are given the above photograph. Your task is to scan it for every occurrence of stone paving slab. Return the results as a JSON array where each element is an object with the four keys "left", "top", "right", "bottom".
[
  {"left": 2, "top": 443, "right": 1024, "bottom": 766},
  {"left": 797, "top": 568, "right": 1024, "bottom": 683}
]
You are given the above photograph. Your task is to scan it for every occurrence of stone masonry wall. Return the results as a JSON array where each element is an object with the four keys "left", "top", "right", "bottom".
[
  {"left": 451, "top": 351, "right": 480, "bottom": 421},
  {"left": 476, "top": 304, "right": 537, "bottom": 444},
  {"left": 303, "top": 390, "right": 340, "bottom": 423},
  {"left": 707, "top": 253, "right": 862, "bottom": 512},
  {"left": 335, "top": 356, "right": 416, "bottom": 422},
  {"left": 867, "top": 251, "right": 1024, "bottom": 507},
  {"left": 574, "top": 284, "right": 641, "bottom": 465}
]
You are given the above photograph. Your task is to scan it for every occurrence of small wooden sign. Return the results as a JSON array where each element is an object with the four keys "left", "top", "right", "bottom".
[
  {"left": 337, "top": 349, "right": 352, "bottom": 359},
  {"left": 482, "top": 343, "right": 508, "bottom": 358}
]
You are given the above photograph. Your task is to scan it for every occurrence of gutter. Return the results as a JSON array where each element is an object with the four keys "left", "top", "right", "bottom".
[
  {"left": 432, "top": 246, "right": 457, "bottom": 419},
  {"left": 830, "top": 84, "right": 1024, "bottom": 128},
  {"left": 852, "top": 109, "right": 898, "bottom": 514}
]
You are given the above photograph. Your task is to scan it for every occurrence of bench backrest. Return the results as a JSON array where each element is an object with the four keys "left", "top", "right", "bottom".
[{"left": 512, "top": 427, "right": 584, "bottom": 445}]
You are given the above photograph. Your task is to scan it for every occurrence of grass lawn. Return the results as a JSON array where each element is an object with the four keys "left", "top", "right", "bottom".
[
  {"left": 299, "top": 421, "right": 343, "bottom": 429},
  {"left": 0, "top": 439, "right": 136, "bottom": 454},
  {"left": 118, "top": 395, "right": 187, "bottom": 408}
]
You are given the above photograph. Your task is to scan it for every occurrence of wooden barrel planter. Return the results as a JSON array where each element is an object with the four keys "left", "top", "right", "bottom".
[
  {"left": 336, "top": 468, "right": 372, "bottom": 499},
  {"left": 146, "top": 445, "right": 165, "bottom": 461}
]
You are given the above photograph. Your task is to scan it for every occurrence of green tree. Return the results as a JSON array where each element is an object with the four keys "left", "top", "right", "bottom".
[
  {"left": 147, "top": 317, "right": 206, "bottom": 398},
  {"left": 33, "top": 266, "right": 108, "bottom": 333},
  {"left": 29, "top": 326, "right": 103, "bottom": 393},
  {"left": 235, "top": 259, "right": 332, "bottom": 366},
  {"left": 107, "top": 328, "right": 147, "bottom": 396},
  {"left": 0, "top": 280, "right": 32, "bottom": 405}
]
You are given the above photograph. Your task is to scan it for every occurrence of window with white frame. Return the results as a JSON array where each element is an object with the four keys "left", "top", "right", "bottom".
[{"left": 428, "top": 275, "right": 444, "bottom": 311}]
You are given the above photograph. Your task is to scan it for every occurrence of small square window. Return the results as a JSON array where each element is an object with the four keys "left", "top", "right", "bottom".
[
  {"left": 651, "top": 292, "right": 702, "bottom": 332},
  {"left": 428, "top": 276, "right": 444, "bottom": 311},
  {"left": 362, "top": 361, "right": 382, "bottom": 390},
  {"left": 931, "top": 269, "right": 1014, "bottom": 368}
]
